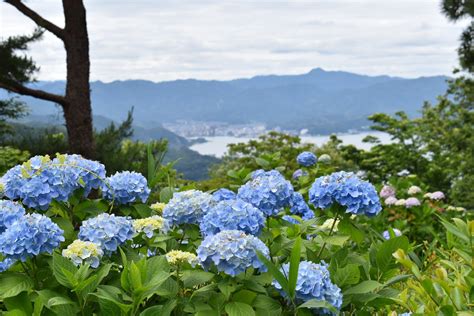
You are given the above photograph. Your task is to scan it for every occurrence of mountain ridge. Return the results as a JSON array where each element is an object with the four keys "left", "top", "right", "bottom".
[{"left": 0, "top": 68, "right": 449, "bottom": 134}]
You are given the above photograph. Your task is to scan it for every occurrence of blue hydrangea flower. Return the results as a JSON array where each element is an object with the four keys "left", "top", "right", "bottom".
[
  {"left": 200, "top": 199, "right": 265, "bottom": 236},
  {"left": 79, "top": 213, "right": 134, "bottom": 253},
  {"left": 212, "top": 188, "right": 236, "bottom": 202},
  {"left": 53, "top": 154, "right": 106, "bottom": 195},
  {"left": 290, "top": 192, "right": 314, "bottom": 220},
  {"left": 237, "top": 169, "right": 294, "bottom": 216},
  {"left": 163, "top": 190, "right": 213, "bottom": 226},
  {"left": 1, "top": 165, "right": 26, "bottom": 200},
  {"left": 0, "top": 200, "right": 25, "bottom": 233},
  {"left": 0, "top": 213, "right": 64, "bottom": 262},
  {"left": 272, "top": 261, "right": 342, "bottom": 313},
  {"left": 297, "top": 152, "right": 318, "bottom": 167},
  {"left": 282, "top": 215, "right": 301, "bottom": 225},
  {"left": 101, "top": 171, "right": 150, "bottom": 205},
  {"left": 0, "top": 257, "right": 17, "bottom": 272},
  {"left": 292, "top": 169, "right": 308, "bottom": 180},
  {"left": 309, "top": 171, "right": 382, "bottom": 217},
  {"left": 197, "top": 230, "right": 269, "bottom": 276},
  {"left": 1, "top": 155, "right": 107, "bottom": 210}
]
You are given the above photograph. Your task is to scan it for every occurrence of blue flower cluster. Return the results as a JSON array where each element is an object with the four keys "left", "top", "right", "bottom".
[
  {"left": 101, "top": 171, "right": 150, "bottom": 205},
  {"left": 55, "top": 154, "right": 106, "bottom": 195},
  {"left": 163, "top": 190, "right": 213, "bottom": 226},
  {"left": 197, "top": 230, "right": 269, "bottom": 276},
  {"left": 309, "top": 171, "right": 382, "bottom": 217},
  {"left": 237, "top": 169, "right": 294, "bottom": 216},
  {"left": 79, "top": 213, "right": 134, "bottom": 253},
  {"left": 0, "top": 213, "right": 64, "bottom": 262},
  {"left": 289, "top": 192, "right": 314, "bottom": 220},
  {"left": 297, "top": 151, "right": 318, "bottom": 167},
  {"left": 0, "top": 200, "right": 25, "bottom": 233},
  {"left": 272, "top": 261, "right": 342, "bottom": 313},
  {"left": 212, "top": 188, "right": 236, "bottom": 202},
  {"left": 200, "top": 199, "right": 265, "bottom": 236},
  {"left": 1, "top": 155, "right": 106, "bottom": 210}
]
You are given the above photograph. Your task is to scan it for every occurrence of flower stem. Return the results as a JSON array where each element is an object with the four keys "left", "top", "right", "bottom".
[{"left": 316, "top": 209, "right": 340, "bottom": 260}]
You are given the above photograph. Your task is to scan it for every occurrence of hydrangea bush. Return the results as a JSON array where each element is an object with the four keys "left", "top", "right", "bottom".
[{"left": 0, "top": 152, "right": 469, "bottom": 315}]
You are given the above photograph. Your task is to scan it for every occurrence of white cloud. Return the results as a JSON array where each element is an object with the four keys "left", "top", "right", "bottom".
[{"left": 0, "top": 0, "right": 469, "bottom": 82}]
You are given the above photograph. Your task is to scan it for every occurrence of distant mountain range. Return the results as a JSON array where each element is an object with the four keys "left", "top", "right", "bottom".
[{"left": 1, "top": 68, "right": 449, "bottom": 134}]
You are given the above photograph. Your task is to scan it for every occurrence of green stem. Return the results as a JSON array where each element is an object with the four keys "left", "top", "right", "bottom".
[{"left": 316, "top": 209, "right": 340, "bottom": 260}]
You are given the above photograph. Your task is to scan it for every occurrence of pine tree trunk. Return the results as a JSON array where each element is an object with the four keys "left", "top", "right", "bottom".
[{"left": 62, "top": 0, "right": 95, "bottom": 158}]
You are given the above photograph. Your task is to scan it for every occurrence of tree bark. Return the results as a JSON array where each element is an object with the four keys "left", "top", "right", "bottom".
[
  {"left": 62, "top": 0, "right": 95, "bottom": 158},
  {"left": 2, "top": 0, "right": 95, "bottom": 158}
]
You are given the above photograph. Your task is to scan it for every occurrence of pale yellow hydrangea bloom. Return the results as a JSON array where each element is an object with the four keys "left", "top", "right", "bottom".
[
  {"left": 62, "top": 239, "right": 103, "bottom": 268},
  {"left": 150, "top": 202, "right": 166, "bottom": 214},
  {"left": 166, "top": 250, "right": 198, "bottom": 266},
  {"left": 133, "top": 215, "right": 169, "bottom": 238},
  {"left": 395, "top": 199, "right": 407, "bottom": 206}
]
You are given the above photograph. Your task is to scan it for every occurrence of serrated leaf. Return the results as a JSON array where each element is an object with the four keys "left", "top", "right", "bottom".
[
  {"left": 344, "top": 280, "right": 383, "bottom": 295},
  {"left": 52, "top": 253, "right": 79, "bottom": 289},
  {"left": 297, "top": 299, "right": 337, "bottom": 313},
  {"left": 376, "top": 236, "right": 409, "bottom": 272},
  {"left": 182, "top": 270, "right": 214, "bottom": 288},
  {"left": 225, "top": 302, "right": 255, "bottom": 316},
  {"left": 333, "top": 264, "right": 360, "bottom": 286},
  {"left": 0, "top": 273, "right": 34, "bottom": 299}
]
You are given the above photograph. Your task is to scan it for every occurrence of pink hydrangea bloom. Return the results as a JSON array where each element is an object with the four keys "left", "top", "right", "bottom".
[
  {"left": 405, "top": 197, "right": 421, "bottom": 208},
  {"left": 384, "top": 196, "right": 398, "bottom": 206},
  {"left": 380, "top": 185, "right": 396, "bottom": 198},
  {"left": 428, "top": 191, "right": 445, "bottom": 200}
]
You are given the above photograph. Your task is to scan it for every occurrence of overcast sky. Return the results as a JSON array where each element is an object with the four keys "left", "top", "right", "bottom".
[{"left": 0, "top": 0, "right": 469, "bottom": 82}]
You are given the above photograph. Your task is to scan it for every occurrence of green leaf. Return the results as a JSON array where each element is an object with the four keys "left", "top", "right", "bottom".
[
  {"left": 225, "top": 302, "right": 255, "bottom": 316},
  {"left": 297, "top": 299, "right": 337, "bottom": 313},
  {"left": 288, "top": 236, "right": 302, "bottom": 299},
  {"left": 344, "top": 280, "right": 383, "bottom": 295},
  {"left": 52, "top": 252, "right": 78, "bottom": 289},
  {"left": 325, "top": 235, "right": 350, "bottom": 246},
  {"left": 140, "top": 299, "right": 177, "bottom": 316},
  {"left": 255, "top": 157, "right": 270, "bottom": 168},
  {"left": 232, "top": 290, "right": 257, "bottom": 305},
  {"left": 0, "top": 273, "right": 34, "bottom": 299},
  {"left": 182, "top": 270, "right": 214, "bottom": 288},
  {"left": 384, "top": 274, "right": 411, "bottom": 287},
  {"left": 338, "top": 219, "right": 364, "bottom": 243},
  {"left": 160, "top": 187, "right": 174, "bottom": 203},
  {"left": 252, "top": 295, "right": 281, "bottom": 312},
  {"left": 3, "top": 292, "right": 32, "bottom": 315},
  {"left": 333, "top": 264, "right": 360, "bottom": 286},
  {"left": 145, "top": 255, "right": 169, "bottom": 282},
  {"left": 129, "top": 261, "right": 143, "bottom": 290},
  {"left": 440, "top": 218, "right": 469, "bottom": 242},
  {"left": 256, "top": 252, "right": 289, "bottom": 295},
  {"left": 376, "top": 236, "right": 409, "bottom": 272},
  {"left": 46, "top": 296, "right": 75, "bottom": 308},
  {"left": 76, "top": 263, "right": 112, "bottom": 299}
]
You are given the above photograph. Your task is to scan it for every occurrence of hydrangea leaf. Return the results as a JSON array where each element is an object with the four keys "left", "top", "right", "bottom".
[{"left": 225, "top": 302, "right": 255, "bottom": 316}]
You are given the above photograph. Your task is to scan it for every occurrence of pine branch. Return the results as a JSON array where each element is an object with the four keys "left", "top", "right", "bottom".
[
  {"left": 4, "top": 0, "right": 65, "bottom": 40},
  {"left": 0, "top": 81, "right": 66, "bottom": 105}
]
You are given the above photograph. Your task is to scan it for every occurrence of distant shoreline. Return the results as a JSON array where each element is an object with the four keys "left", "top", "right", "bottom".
[{"left": 189, "top": 131, "right": 390, "bottom": 158}]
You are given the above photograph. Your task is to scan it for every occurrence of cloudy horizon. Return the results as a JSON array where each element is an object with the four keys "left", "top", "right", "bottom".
[{"left": 0, "top": 0, "right": 469, "bottom": 83}]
